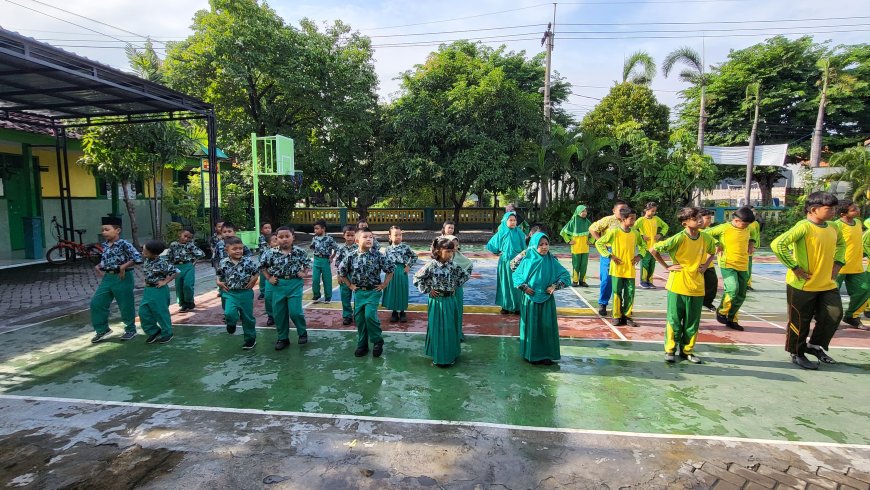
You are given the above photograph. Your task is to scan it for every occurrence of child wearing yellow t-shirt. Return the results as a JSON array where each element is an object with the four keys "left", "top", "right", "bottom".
[
  {"left": 651, "top": 207, "right": 717, "bottom": 364},
  {"left": 633, "top": 201, "right": 669, "bottom": 289},
  {"left": 706, "top": 206, "right": 756, "bottom": 332},
  {"left": 771, "top": 192, "right": 845, "bottom": 370},
  {"left": 596, "top": 208, "right": 647, "bottom": 326},
  {"left": 831, "top": 200, "right": 868, "bottom": 329}
]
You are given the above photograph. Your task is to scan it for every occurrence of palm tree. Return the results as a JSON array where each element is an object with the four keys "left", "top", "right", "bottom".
[
  {"left": 662, "top": 46, "right": 707, "bottom": 149},
  {"left": 743, "top": 82, "right": 761, "bottom": 206},
  {"left": 827, "top": 146, "right": 870, "bottom": 204},
  {"left": 125, "top": 38, "right": 163, "bottom": 83},
  {"left": 622, "top": 50, "right": 656, "bottom": 85}
]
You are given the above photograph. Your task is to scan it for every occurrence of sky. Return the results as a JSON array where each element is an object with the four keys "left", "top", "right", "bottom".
[{"left": 2, "top": 0, "right": 869, "bottom": 123}]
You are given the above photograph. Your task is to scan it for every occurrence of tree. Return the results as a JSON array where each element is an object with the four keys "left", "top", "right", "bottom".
[
  {"left": 827, "top": 146, "right": 870, "bottom": 206},
  {"left": 743, "top": 82, "right": 761, "bottom": 205},
  {"left": 622, "top": 50, "right": 656, "bottom": 85},
  {"left": 581, "top": 82, "right": 670, "bottom": 143},
  {"left": 125, "top": 38, "right": 163, "bottom": 83},
  {"left": 138, "top": 123, "right": 198, "bottom": 239},
  {"left": 662, "top": 46, "right": 707, "bottom": 149}
]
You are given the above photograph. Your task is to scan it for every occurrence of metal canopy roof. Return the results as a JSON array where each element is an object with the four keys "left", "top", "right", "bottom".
[{"left": 0, "top": 27, "right": 213, "bottom": 125}]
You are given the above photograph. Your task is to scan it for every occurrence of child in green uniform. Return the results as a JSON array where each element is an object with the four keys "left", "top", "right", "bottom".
[
  {"left": 832, "top": 200, "right": 868, "bottom": 329},
  {"left": 486, "top": 211, "right": 526, "bottom": 315},
  {"left": 414, "top": 238, "right": 471, "bottom": 367},
  {"left": 634, "top": 202, "right": 669, "bottom": 289},
  {"left": 356, "top": 218, "right": 381, "bottom": 251},
  {"left": 863, "top": 225, "right": 870, "bottom": 320},
  {"left": 140, "top": 240, "right": 179, "bottom": 344},
  {"left": 440, "top": 220, "right": 456, "bottom": 238},
  {"left": 560, "top": 204, "right": 592, "bottom": 287},
  {"left": 167, "top": 229, "right": 204, "bottom": 312},
  {"left": 338, "top": 229, "right": 395, "bottom": 358},
  {"left": 214, "top": 223, "right": 252, "bottom": 309},
  {"left": 383, "top": 226, "right": 419, "bottom": 322},
  {"left": 699, "top": 209, "right": 718, "bottom": 311},
  {"left": 512, "top": 232, "right": 571, "bottom": 365},
  {"left": 209, "top": 220, "right": 224, "bottom": 269},
  {"left": 334, "top": 225, "right": 358, "bottom": 326},
  {"left": 707, "top": 206, "right": 756, "bottom": 331},
  {"left": 260, "top": 234, "right": 279, "bottom": 326},
  {"left": 445, "top": 235, "right": 473, "bottom": 341},
  {"left": 216, "top": 237, "right": 260, "bottom": 350},
  {"left": 90, "top": 216, "right": 142, "bottom": 343},
  {"left": 771, "top": 192, "right": 845, "bottom": 369},
  {"left": 257, "top": 222, "right": 272, "bottom": 300},
  {"left": 261, "top": 226, "right": 311, "bottom": 350},
  {"left": 589, "top": 200, "right": 630, "bottom": 316},
  {"left": 596, "top": 208, "right": 647, "bottom": 326},
  {"left": 310, "top": 219, "right": 339, "bottom": 304},
  {"left": 651, "top": 207, "right": 717, "bottom": 364}
]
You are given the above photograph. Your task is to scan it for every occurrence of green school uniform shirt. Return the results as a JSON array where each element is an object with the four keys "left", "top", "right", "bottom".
[
  {"left": 771, "top": 219, "right": 845, "bottom": 291},
  {"left": 653, "top": 230, "right": 717, "bottom": 297}
]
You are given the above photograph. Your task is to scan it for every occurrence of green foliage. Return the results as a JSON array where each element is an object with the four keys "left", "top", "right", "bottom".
[
  {"left": 622, "top": 50, "right": 657, "bottom": 85},
  {"left": 164, "top": 177, "right": 210, "bottom": 234},
  {"left": 581, "top": 82, "right": 670, "bottom": 142},
  {"left": 538, "top": 198, "right": 578, "bottom": 239},
  {"left": 220, "top": 183, "right": 251, "bottom": 230},
  {"left": 164, "top": 221, "right": 183, "bottom": 241},
  {"left": 826, "top": 145, "right": 870, "bottom": 205}
]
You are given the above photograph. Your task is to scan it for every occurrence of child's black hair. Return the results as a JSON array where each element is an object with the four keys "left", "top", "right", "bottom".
[
  {"left": 804, "top": 191, "right": 838, "bottom": 213},
  {"left": 430, "top": 237, "right": 456, "bottom": 259},
  {"left": 836, "top": 199, "right": 855, "bottom": 216},
  {"left": 342, "top": 224, "right": 357, "bottom": 233},
  {"left": 525, "top": 224, "right": 544, "bottom": 245},
  {"left": 181, "top": 228, "right": 194, "bottom": 235},
  {"left": 144, "top": 239, "right": 166, "bottom": 255},
  {"left": 275, "top": 226, "right": 294, "bottom": 234},
  {"left": 260, "top": 222, "right": 272, "bottom": 231},
  {"left": 677, "top": 207, "right": 701, "bottom": 224},
  {"left": 612, "top": 199, "right": 628, "bottom": 208},
  {"left": 733, "top": 206, "right": 756, "bottom": 223},
  {"left": 644, "top": 201, "right": 658, "bottom": 210},
  {"left": 314, "top": 219, "right": 327, "bottom": 229},
  {"left": 618, "top": 208, "right": 632, "bottom": 219},
  {"left": 224, "top": 236, "right": 243, "bottom": 247},
  {"left": 700, "top": 208, "right": 714, "bottom": 217},
  {"left": 221, "top": 222, "right": 235, "bottom": 231}
]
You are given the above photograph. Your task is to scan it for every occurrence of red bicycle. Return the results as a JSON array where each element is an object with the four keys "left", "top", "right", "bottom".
[{"left": 45, "top": 216, "right": 103, "bottom": 265}]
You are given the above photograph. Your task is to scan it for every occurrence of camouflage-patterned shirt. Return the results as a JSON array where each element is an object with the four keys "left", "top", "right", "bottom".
[
  {"left": 413, "top": 260, "right": 470, "bottom": 294},
  {"left": 333, "top": 243, "right": 358, "bottom": 268},
  {"left": 167, "top": 241, "right": 205, "bottom": 264},
  {"left": 214, "top": 239, "right": 252, "bottom": 263},
  {"left": 338, "top": 248, "right": 394, "bottom": 289},
  {"left": 310, "top": 234, "right": 340, "bottom": 258},
  {"left": 98, "top": 239, "right": 142, "bottom": 272},
  {"left": 260, "top": 246, "right": 311, "bottom": 278},
  {"left": 258, "top": 234, "right": 269, "bottom": 253},
  {"left": 217, "top": 256, "right": 260, "bottom": 290},
  {"left": 385, "top": 243, "right": 418, "bottom": 269},
  {"left": 143, "top": 256, "right": 180, "bottom": 287}
]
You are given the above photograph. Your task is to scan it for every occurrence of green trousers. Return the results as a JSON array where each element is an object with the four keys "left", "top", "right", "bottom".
[
  {"left": 519, "top": 295, "right": 561, "bottom": 362},
  {"left": 785, "top": 286, "right": 842, "bottom": 355},
  {"left": 261, "top": 272, "right": 273, "bottom": 317},
  {"left": 718, "top": 268, "right": 749, "bottom": 321},
  {"left": 639, "top": 253, "right": 656, "bottom": 284},
  {"left": 272, "top": 278, "right": 307, "bottom": 340},
  {"left": 747, "top": 255, "right": 754, "bottom": 288},
  {"left": 90, "top": 272, "right": 136, "bottom": 334},
  {"left": 312, "top": 256, "right": 333, "bottom": 301},
  {"left": 140, "top": 286, "right": 173, "bottom": 336},
  {"left": 340, "top": 283, "right": 353, "bottom": 320},
  {"left": 223, "top": 289, "right": 256, "bottom": 342},
  {"left": 837, "top": 272, "right": 870, "bottom": 319},
  {"left": 571, "top": 253, "right": 589, "bottom": 284},
  {"left": 664, "top": 291, "right": 702, "bottom": 354},
  {"left": 425, "top": 295, "right": 461, "bottom": 365},
  {"left": 354, "top": 289, "right": 383, "bottom": 348},
  {"left": 174, "top": 262, "right": 196, "bottom": 308},
  {"left": 611, "top": 276, "right": 635, "bottom": 319}
]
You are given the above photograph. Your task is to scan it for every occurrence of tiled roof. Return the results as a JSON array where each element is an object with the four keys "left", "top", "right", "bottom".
[{"left": 0, "top": 113, "right": 81, "bottom": 138}]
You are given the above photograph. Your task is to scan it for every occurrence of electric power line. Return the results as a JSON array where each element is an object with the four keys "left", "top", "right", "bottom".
[
  {"left": 560, "top": 15, "right": 870, "bottom": 26},
  {"left": 360, "top": 3, "right": 551, "bottom": 31},
  {"left": 21, "top": 0, "right": 164, "bottom": 45}
]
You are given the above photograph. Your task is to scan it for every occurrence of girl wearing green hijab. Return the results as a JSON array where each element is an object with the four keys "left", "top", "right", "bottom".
[
  {"left": 560, "top": 204, "right": 592, "bottom": 287},
  {"left": 512, "top": 232, "right": 571, "bottom": 364},
  {"left": 486, "top": 212, "right": 527, "bottom": 314}
]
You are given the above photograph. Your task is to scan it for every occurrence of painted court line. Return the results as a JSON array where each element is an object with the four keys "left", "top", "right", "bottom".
[
  {"left": 567, "top": 285, "right": 628, "bottom": 341},
  {"left": 1, "top": 394, "right": 867, "bottom": 450}
]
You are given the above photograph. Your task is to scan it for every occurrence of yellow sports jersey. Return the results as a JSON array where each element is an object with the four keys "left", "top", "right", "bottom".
[
  {"left": 771, "top": 219, "right": 846, "bottom": 291},
  {"left": 707, "top": 222, "right": 752, "bottom": 271},
  {"left": 747, "top": 221, "right": 761, "bottom": 249},
  {"left": 833, "top": 219, "right": 865, "bottom": 274},
  {"left": 570, "top": 235, "right": 589, "bottom": 254},
  {"left": 653, "top": 230, "right": 717, "bottom": 296},
  {"left": 595, "top": 226, "right": 647, "bottom": 279},
  {"left": 633, "top": 215, "right": 669, "bottom": 251}
]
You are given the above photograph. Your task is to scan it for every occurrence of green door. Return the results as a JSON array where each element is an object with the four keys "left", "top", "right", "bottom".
[{"left": 2, "top": 154, "right": 27, "bottom": 250}]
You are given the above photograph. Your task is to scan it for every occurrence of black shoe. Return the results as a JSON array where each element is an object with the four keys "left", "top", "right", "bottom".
[
  {"left": 715, "top": 312, "right": 728, "bottom": 325},
  {"left": 342, "top": 317, "right": 353, "bottom": 326},
  {"left": 275, "top": 339, "right": 290, "bottom": 351},
  {"left": 791, "top": 354, "right": 818, "bottom": 370},
  {"left": 579, "top": 282, "right": 589, "bottom": 287},
  {"left": 512, "top": 310, "right": 520, "bottom": 315},
  {"left": 242, "top": 339, "right": 256, "bottom": 350},
  {"left": 354, "top": 346, "right": 369, "bottom": 357},
  {"left": 120, "top": 331, "right": 137, "bottom": 341},
  {"left": 843, "top": 316, "right": 864, "bottom": 328},
  {"left": 158, "top": 334, "right": 173, "bottom": 344},
  {"left": 726, "top": 321, "right": 744, "bottom": 331},
  {"left": 571, "top": 282, "right": 580, "bottom": 287},
  {"left": 226, "top": 324, "right": 237, "bottom": 334},
  {"left": 258, "top": 293, "right": 265, "bottom": 300},
  {"left": 298, "top": 334, "right": 308, "bottom": 345},
  {"left": 805, "top": 345, "right": 836, "bottom": 364},
  {"left": 373, "top": 341, "right": 384, "bottom": 358},
  {"left": 145, "top": 332, "right": 160, "bottom": 344},
  {"left": 178, "top": 306, "right": 190, "bottom": 313},
  {"left": 500, "top": 309, "right": 510, "bottom": 315},
  {"left": 266, "top": 316, "right": 275, "bottom": 327},
  {"left": 703, "top": 303, "right": 716, "bottom": 312},
  {"left": 614, "top": 316, "right": 627, "bottom": 326},
  {"left": 665, "top": 352, "right": 676, "bottom": 363},
  {"left": 682, "top": 353, "right": 703, "bottom": 364},
  {"left": 864, "top": 311, "right": 870, "bottom": 319},
  {"left": 390, "top": 311, "right": 399, "bottom": 322},
  {"left": 90, "top": 329, "right": 112, "bottom": 343},
  {"left": 625, "top": 317, "right": 638, "bottom": 327},
  {"left": 598, "top": 305, "right": 607, "bottom": 316},
  {"left": 399, "top": 311, "right": 408, "bottom": 323},
  {"left": 746, "top": 285, "right": 755, "bottom": 291}
]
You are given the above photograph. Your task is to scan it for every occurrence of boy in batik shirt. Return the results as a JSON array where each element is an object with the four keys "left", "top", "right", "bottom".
[
  {"left": 217, "top": 237, "right": 260, "bottom": 350},
  {"left": 310, "top": 219, "right": 339, "bottom": 304},
  {"left": 333, "top": 225, "right": 358, "bottom": 326},
  {"left": 90, "top": 216, "right": 143, "bottom": 343},
  {"left": 167, "top": 229, "right": 204, "bottom": 311},
  {"left": 140, "top": 240, "right": 179, "bottom": 344},
  {"left": 262, "top": 226, "right": 312, "bottom": 350}
]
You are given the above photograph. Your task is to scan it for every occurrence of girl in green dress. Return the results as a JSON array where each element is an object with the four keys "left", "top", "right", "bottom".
[
  {"left": 413, "top": 238, "right": 471, "bottom": 367},
  {"left": 486, "top": 212, "right": 526, "bottom": 314},
  {"left": 444, "top": 235, "right": 473, "bottom": 341},
  {"left": 382, "top": 226, "right": 418, "bottom": 322},
  {"left": 512, "top": 232, "right": 571, "bottom": 365}
]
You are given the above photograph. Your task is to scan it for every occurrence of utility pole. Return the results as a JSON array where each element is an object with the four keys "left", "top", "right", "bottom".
[{"left": 540, "top": 3, "right": 556, "bottom": 208}]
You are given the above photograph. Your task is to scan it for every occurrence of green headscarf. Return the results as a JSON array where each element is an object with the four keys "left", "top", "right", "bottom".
[
  {"left": 486, "top": 211, "right": 526, "bottom": 257},
  {"left": 443, "top": 235, "right": 473, "bottom": 273},
  {"left": 512, "top": 232, "right": 571, "bottom": 303},
  {"left": 560, "top": 204, "right": 591, "bottom": 243}
]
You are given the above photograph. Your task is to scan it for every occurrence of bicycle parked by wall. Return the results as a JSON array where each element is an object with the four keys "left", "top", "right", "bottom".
[{"left": 45, "top": 216, "right": 103, "bottom": 266}]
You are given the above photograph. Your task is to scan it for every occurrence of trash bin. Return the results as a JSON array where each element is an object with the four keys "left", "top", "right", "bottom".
[{"left": 23, "top": 216, "right": 43, "bottom": 259}]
